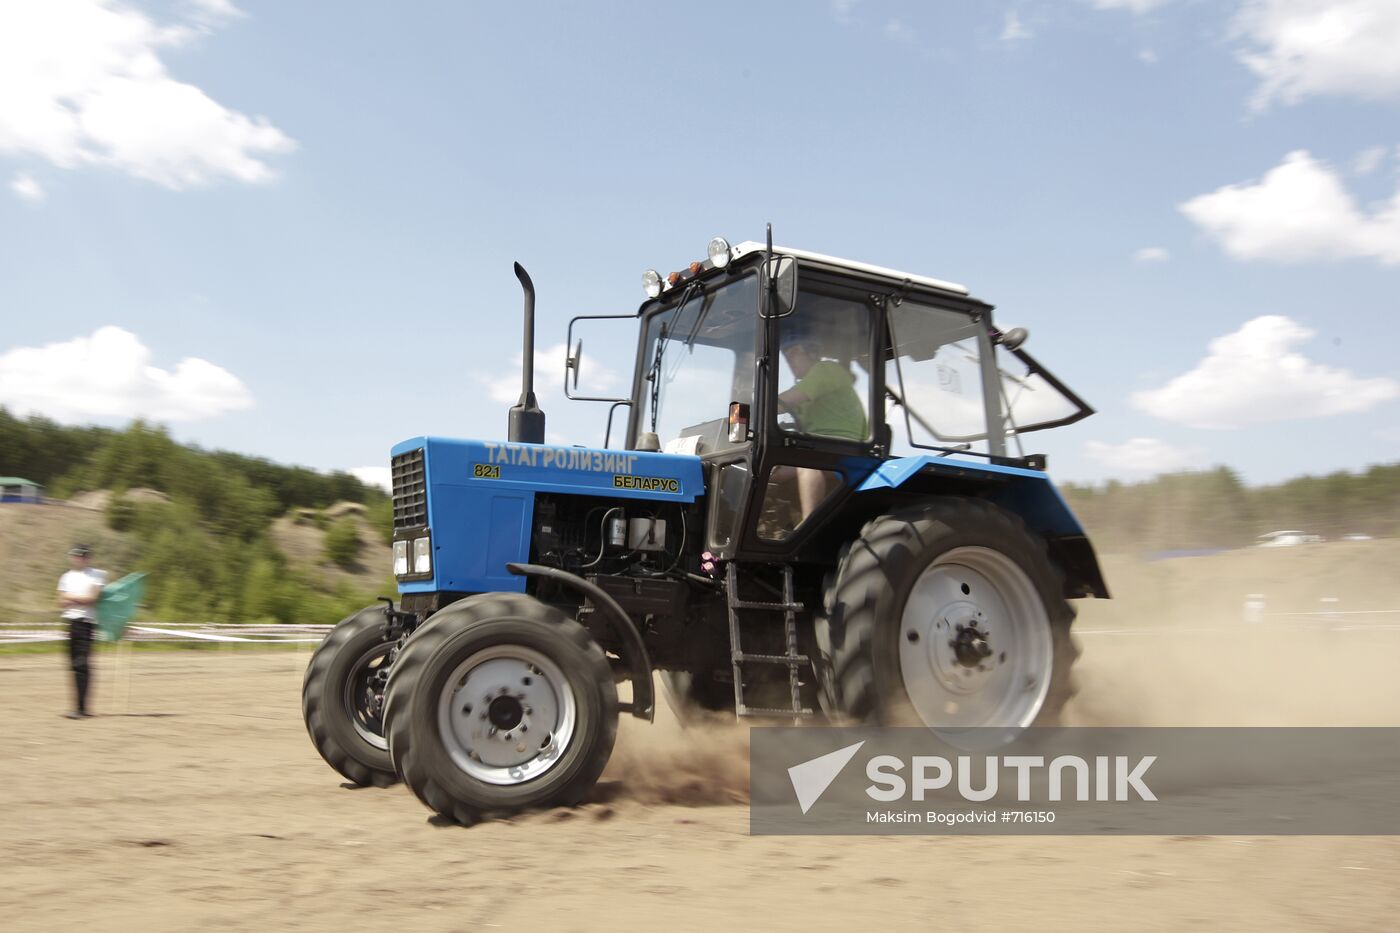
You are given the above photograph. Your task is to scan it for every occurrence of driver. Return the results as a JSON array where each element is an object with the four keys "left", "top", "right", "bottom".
[
  {"left": 771, "top": 330, "right": 867, "bottom": 524},
  {"left": 776, "top": 330, "right": 867, "bottom": 441}
]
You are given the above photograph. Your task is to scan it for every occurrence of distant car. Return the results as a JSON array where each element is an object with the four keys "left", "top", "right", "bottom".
[
  {"left": 1340, "top": 533, "right": 1374, "bottom": 542},
  {"left": 1256, "top": 530, "right": 1324, "bottom": 548}
]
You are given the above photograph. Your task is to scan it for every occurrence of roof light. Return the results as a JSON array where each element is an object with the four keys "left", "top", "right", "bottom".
[
  {"left": 707, "top": 236, "right": 731, "bottom": 269},
  {"left": 642, "top": 269, "right": 663, "bottom": 299}
]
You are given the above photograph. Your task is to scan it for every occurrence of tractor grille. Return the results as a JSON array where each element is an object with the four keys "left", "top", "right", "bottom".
[{"left": 391, "top": 448, "right": 427, "bottom": 530}]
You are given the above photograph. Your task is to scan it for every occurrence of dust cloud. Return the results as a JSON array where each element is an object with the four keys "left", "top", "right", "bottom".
[
  {"left": 600, "top": 539, "right": 1400, "bottom": 805},
  {"left": 601, "top": 702, "right": 751, "bottom": 805},
  {"left": 1067, "top": 540, "right": 1400, "bottom": 727}
]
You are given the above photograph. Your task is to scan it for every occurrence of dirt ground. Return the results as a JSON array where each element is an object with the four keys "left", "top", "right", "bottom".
[{"left": 5, "top": 598, "right": 1400, "bottom": 933}]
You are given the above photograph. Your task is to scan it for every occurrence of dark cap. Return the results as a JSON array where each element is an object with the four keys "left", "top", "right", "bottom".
[{"left": 68, "top": 544, "right": 91, "bottom": 557}]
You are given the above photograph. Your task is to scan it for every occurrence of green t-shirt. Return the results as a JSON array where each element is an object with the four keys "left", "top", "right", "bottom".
[{"left": 791, "top": 361, "right": 867, "bottom": 441}]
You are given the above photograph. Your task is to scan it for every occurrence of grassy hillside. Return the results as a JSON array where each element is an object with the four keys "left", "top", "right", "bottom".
[
  {"left": 0, "top": 497, "right": 391, "bottom": 622},
  {"left": 0, "top": 412, "right": 392, "bottom": 624}
]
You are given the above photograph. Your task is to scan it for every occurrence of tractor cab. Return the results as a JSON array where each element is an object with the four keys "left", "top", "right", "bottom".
[{"left": 574, "top": 236, "right": 1096, "bottom": 568}]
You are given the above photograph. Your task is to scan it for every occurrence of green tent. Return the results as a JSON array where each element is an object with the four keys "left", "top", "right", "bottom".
[{"left": 97, "top": 573, "right": 146, "bottom": 642}]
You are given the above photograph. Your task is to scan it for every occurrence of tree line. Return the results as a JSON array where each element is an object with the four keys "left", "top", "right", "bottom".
[
  {"left": 1060, "top": 463, "right": 1400, "bottom": 554},
  {"left": 2, "top": 408, "right": 375, "bottom": 511}
]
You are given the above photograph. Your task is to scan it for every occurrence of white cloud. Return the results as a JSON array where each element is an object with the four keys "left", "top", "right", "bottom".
[
  {"left": 1133, "top": 246, "right": 1170, "bottom": 262},
  {"left": 481, "top": 343, "right": 588, "bottom": 407},
  {"left": 0, "top": 0, "right": 293, "bottom": 189},
  {"left": 10, "top": 172, "right": 44, "bottom": 202},
  {"left": 1352, "top": 144, "right": 1388, "bottom": 176},
  {"left": 1001, "top": 11, "right": 1033, "bottom": 41},
  {"left": 183, "top": 0, "right": 245, "bottom": 24},
  {"left": 476, "top": 342, "right": 624, "bottom": 446},
  {"left": 350, "top": 466, "right": 391, "bottom": 492},
  {"left": 1083, "top": 0, "right": 1174, "bottom": 13},
  {"left": 0, "top": 325, "right": 253, "bottom": 423},
  {"left": 1234, "top": 0, "right": 1400, "bottom": 108},
  {"left": 1180, "top": 150, "right": 1400, "bottom": 264},
  {"left": 1085, "top": 437, "right": 1205, "bottom": 475},
  {"left": 830, "top": 0, "right": 860, "bottom": 22},
  {"left": 1137, "top": 48, "right": 1160, "bottom": 64},
  {"left": 1131, "top": 315, "right": 1400, "bottom": 429},
  {"left": 884, "top": 19, "right": 916, "bottom": 43}
]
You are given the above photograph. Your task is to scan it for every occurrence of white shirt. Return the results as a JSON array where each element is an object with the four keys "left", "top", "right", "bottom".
[{"left": 59, "top": 568, "right": 107, "bottom": 621}]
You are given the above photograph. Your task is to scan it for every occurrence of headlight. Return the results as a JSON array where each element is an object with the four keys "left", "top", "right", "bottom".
[
  {"left": 393, "top": 540, "right": 409, "bottom": 576},
  {"left": 642, "top": 268, "right": 663, "bottom": 299},
  {"left": 413, "top": 536, "right": 432, "bottom": 574},
  {"left": 707, "top": 236, "right": 731, "bottom": 269}
]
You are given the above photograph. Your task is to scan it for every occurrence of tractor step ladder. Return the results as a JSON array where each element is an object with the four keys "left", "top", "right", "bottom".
[{"left": 725, "top": 562, "right": 815, "bottom": 720}]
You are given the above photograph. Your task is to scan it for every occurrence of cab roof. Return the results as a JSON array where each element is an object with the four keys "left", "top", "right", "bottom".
[{"left": 730, "top": 241, "right": 970, "bottom": 297}]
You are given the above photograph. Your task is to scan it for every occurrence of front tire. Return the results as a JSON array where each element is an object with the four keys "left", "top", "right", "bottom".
[
  {"left": 823, "top": 498, "right": 1078, "bottom": 736},
  {"left": 384, "top": 594, "right": 618, "bottom": 824},
  {"left": 302, "top": 606, "right": 399, "bottom": 787}
]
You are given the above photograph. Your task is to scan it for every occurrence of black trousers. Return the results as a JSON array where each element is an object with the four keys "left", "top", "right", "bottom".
[{"left": 67, "top": 619, "right": 95, "bottom": 714}]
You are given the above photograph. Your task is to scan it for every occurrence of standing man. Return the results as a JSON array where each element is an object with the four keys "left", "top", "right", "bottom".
[{"left": 57, "top": 544, "right": 106, "bottom": 719}]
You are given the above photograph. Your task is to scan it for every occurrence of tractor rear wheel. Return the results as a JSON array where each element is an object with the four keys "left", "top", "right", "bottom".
[
  {"left": 822, "top": 498, "right": 1078, "bottom": 738},
  {"left": 301, "top": 605, "right": 399, "bottom": 787},
  {"left": 383, "top": 593, "right": 618, "bottom": 824}
]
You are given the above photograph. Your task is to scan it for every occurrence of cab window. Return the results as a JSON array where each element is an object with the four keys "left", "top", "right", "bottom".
[{"left": 775, "top": 291, "right": 872, "bottom": 443}]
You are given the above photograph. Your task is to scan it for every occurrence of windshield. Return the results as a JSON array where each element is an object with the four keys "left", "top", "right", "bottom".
[
  {"left": 886, "top": 300, "right": 994, "bottom": 450},
  {"left": 885, "top": 298, "right": 1092, "bottom": 455},
  {"left": 634, "top": 274, "right": 758, "bottom": 454}
]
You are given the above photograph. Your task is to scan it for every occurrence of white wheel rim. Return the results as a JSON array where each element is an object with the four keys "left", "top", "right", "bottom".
[
  {"left": 436, "top": 645, "right": 577, "bottom": 786},
  {"left": 898, "top": 547, "right": 1053, "bottom": 733}
]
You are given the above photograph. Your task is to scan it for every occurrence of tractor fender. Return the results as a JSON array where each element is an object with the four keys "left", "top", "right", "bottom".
[
  {"left": 856, "top": 455, "right": 1109, "bottom": 598},
  {"left": 505, "top": 563, "right": 655, "bottom": 721}
]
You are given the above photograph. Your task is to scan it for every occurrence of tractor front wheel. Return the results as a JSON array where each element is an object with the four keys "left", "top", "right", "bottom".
[
  {"left": 301, "top": 605, "right": 400, "bottom": 787},
  {"left": 383, "top": 593, "right": 618, "bottom": 824}
]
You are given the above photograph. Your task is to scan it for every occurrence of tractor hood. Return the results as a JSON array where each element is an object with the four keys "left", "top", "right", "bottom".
[{"left": 389, "top": 437, "right": 702, "bottom": 595}]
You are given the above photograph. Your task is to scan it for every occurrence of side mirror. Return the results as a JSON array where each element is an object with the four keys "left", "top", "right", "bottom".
[
  {"left": 564, "top": 312, "right": 633, "bottom": 404},
  {"left": 998, "top": 327, "right": 1029, "bottom": 350},
  {"left": 566, "top": 338, "right": 583, "bottom": 390},
  {"left": 762, "top": 255, "right": 798, "bottom": 318}
]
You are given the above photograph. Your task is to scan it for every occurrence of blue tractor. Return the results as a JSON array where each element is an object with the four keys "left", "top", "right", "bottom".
[{"left": 302, "top": 234, "right": 1108, "bottom": 823}]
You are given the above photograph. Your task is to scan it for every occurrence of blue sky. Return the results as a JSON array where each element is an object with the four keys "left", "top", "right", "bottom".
[{"left": 1, "top": 0, "right": 1398, "bottom": 487}]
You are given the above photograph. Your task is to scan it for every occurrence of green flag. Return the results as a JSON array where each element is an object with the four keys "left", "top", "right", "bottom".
[{"left": 97, "top": 573, "right": 146, "bottom": 643}]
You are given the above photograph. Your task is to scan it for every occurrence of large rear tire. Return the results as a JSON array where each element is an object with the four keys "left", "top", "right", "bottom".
[
  {"left": 822, "top": 498, "right": 1078, "bottom": 737},
  {"left": 384, "top": 593, "right": 618, "bottom": 824},
  {"left": 301, "top": 606, "right": 399, "bottom": 787}
]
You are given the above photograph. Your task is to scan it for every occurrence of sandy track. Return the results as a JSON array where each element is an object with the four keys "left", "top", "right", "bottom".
[{"left": 5, "top": 632, "right": 1400, "bottom": 933}]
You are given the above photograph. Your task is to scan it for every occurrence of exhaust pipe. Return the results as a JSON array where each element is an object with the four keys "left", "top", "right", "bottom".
[{"left": 507, "top": 262, "right": 546, "bottom": 444}]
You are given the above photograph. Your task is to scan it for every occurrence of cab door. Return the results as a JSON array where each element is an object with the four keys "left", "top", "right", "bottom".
[{"left": 737, "top": 272, "right": 883, "bottom": 560}]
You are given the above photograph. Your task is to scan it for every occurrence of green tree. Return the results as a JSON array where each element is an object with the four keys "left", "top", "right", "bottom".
[{"left": 323, "top": 519, "right": 361, "bottom": 570}]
